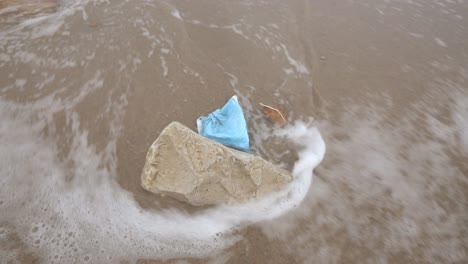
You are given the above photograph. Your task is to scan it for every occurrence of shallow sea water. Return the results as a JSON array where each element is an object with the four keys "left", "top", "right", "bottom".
[{"left": 0, "top": 0, "right": 467, "bottom": 263}]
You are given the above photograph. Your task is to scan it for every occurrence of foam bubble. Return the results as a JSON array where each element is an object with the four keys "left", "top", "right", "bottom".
[{"left": 171, "top": 9, "right": 182, "bottom": 20}]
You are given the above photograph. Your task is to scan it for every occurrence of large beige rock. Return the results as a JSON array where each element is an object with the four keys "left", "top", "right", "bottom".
[{"left": 141, "top": 122, "right": 293, "bottom": 206}]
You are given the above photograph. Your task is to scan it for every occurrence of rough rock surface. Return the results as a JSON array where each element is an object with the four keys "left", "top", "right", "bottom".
[{"left": 141, "top": 122, "right": 293, "bottom": 206}]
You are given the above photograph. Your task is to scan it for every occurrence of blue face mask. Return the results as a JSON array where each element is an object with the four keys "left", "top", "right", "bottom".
[{"left": 197, "top": 95, "right": 250, "bottom": 152}]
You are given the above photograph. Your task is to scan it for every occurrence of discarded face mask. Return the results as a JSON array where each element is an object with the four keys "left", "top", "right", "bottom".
[{"left": 197, "top": 95, "right": 250, "bottom": 151}]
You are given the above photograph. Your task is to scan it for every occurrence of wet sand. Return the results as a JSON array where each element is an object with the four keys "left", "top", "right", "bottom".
[{"left": 0, "top": 0, "right": 467, "bottom": 263}]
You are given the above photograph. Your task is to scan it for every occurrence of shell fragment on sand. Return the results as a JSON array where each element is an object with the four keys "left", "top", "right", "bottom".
[{"left": 260, "top": 103, "right": 287, "bottom": 127}]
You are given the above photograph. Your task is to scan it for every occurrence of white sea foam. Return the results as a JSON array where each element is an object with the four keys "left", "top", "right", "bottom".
[
  {"left": 279, "top": 44, "right": 309, "bottom": 75},
  {"left": 0, "top": 0, "right": 314, "bottom": 262},
  {"left": 171, "top": 9, "right": 182, "bottom": 20},
  {"left": 434, "top": 37, "right": 448, "bottom": 47},
  {"left": 160, "top": 55, "right": 168, "bottom": 77},
  {"left": 0, "top": 87, "right": 325, "bottom": 263},
  {"left": 0, "top": 0, "right": 89, "bottom": 40},
  {"left": 259, "top": 89, "right": 468, "bottom": 263}
]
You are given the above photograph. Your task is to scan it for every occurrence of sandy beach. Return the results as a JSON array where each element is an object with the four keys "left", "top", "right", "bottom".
[{"left": 0, "top": 0, "right": 467, "bottom": 263}]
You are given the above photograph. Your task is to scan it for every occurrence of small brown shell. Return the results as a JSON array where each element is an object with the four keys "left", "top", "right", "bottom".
[{"left": 260, "top": 103, "right": 287, "bottom": 127}]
